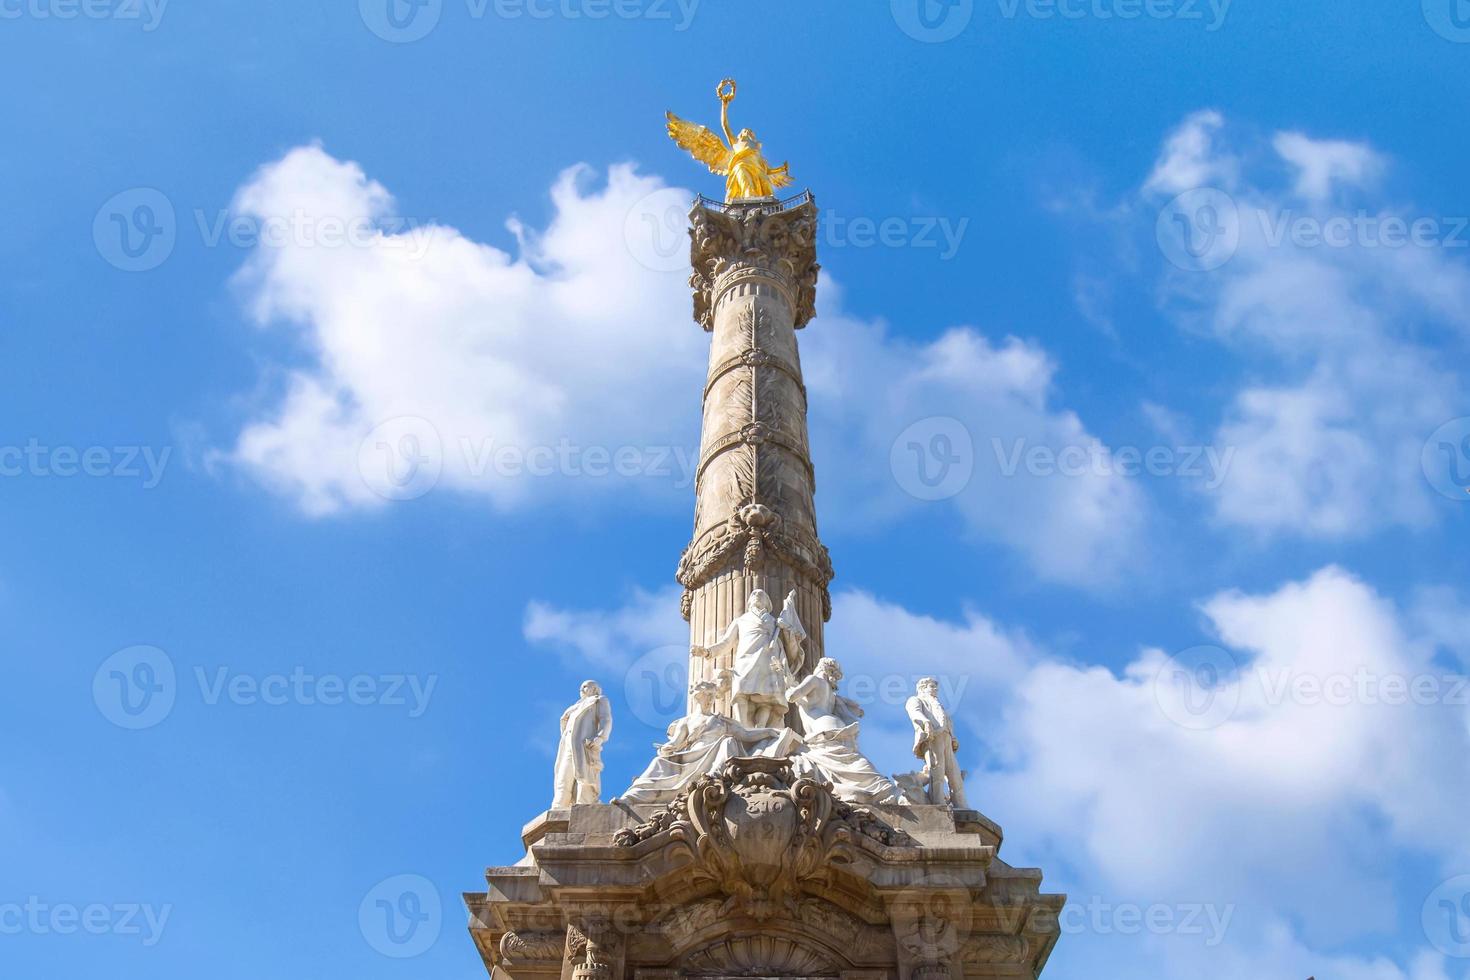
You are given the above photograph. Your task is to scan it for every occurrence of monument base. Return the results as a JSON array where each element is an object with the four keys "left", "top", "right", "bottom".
[{"left": 466, "top": 758, "right": 1063, "bottom": 980}]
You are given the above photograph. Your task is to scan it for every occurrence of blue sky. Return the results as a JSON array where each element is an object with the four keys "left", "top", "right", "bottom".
[{"left": 3, "top": 1, "right": 1470, "bottom": 978}]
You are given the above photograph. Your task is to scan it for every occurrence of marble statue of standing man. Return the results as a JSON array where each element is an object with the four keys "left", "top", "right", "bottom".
[
  {"left": 906, "top": 676, "right": 967, "bottom": 808},
  {"left": 553, "top": 680, "right": 613, "bottom": 807},
  {"left": 691, "top": 588, "right": 806, "bottom": 729}
]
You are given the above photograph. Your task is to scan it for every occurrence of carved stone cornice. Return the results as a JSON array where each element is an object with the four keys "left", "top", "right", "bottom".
[
  {"left": 689, "top": 199, "right": 820, "bottom": 331},
  {"left": 472, "top": 794, "right": 1066, "bottom": 980},
  {"left": 676, "top": 504, "right": 835, "bottom": 620},
  {"left": 613, "top": 757, "right": 909, "bottom": 921},
  {"left": 961, "top": 934, "right": 1032, "bottom": 965},
  {"left": 499, "top": 930, "right": 566, "bottom": 965}
]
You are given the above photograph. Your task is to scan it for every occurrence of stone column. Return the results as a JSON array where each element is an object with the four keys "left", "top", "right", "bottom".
[{"left": 676, "top": 195, "right": 834, "bottom": 708}]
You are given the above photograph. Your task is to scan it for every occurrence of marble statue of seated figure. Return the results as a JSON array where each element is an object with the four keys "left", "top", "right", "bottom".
[
  {"left": 617, "top": 677, "right": 801, "bottom": 806},
  {"left": 781, "top": 657, "right": 906, "bottom": 806}
]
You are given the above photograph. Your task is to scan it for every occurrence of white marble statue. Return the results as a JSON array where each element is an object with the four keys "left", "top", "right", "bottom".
[
  {"left": 617, "top": 677, "right": 802, "bottom": 805},
  {"left": 553, "top": 680, "right": 613, "bottom": 808},
  {"left": 691, "top": 588, "right": 806, "bottom": 729},
  {"left": 782, "top": 657, "right": 904, "bottom": 805},
  {"left": 905, "top": 676, "right": 967, "bottom": 808}
]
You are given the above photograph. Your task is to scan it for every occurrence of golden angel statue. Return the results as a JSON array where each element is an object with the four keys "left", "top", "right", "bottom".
[{"left": 666, "top": 78, "right": 794, "bottom": 202}]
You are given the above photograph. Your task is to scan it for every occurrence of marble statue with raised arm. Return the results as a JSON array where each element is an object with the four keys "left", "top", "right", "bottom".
[
  {"left": 552, "top": 680, "right": 613, "bottom": 808},
  {"left": 782, "top": 657, "right": 904, "bottom": 805},
  {"left": 617, "top": 676, "right": 802, "bottom": 806},
  {"left": 691, "top": 588, "right": 806, "bottom": 729},
  {"left": 906, "top": 676, "right": 968, "bottom": 808}
]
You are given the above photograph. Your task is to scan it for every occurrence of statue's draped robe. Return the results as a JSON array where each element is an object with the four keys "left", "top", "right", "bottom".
[
  {"left": 704, "top": 606, "right": 805, "bottom": 708},
  {"left": 620, "top": 713, "right": 801, "bottom": 805},
  {"left": 726, "top": 143, "right": 779, "bottom": 200},
  {"left": 787, "top": 675, "right": 903, "bottom": 805}
]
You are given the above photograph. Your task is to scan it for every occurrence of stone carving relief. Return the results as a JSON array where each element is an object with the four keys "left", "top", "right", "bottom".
[
  {"left": 961, "top": 935, "right": 1032, "bottom": 966},
  {"left": 688, "top": 200, "right": 820, "bottom": 332},
  {"left": 681, "top": 934, "right": 836, "bottom": 977},
  {"left": 614, "top": 757, "right": 909, "bottom": 919},
  {"left": 499, "top": 930, "right": 567, "bottom": 965}
]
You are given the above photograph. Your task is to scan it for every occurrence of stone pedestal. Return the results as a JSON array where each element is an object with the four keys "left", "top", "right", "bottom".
[
  {"left": 676, "top": 195, "right": 834, "bottom": 710},
  {"left": 466, "top": 758, "right": 1063, "bottom": 980}
]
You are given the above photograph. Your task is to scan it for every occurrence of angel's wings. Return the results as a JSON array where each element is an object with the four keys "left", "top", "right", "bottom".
[
  {"left": 767, "top": 162, "right": 794, "bottom": 190},
  {"left": 666, "top": 111, "right": 731, "bottom": 175}
]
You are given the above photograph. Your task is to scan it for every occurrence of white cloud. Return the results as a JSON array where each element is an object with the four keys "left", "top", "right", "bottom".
[
  {"left": 988, "top": 565, "right": 1470, "bottom": 963},
  {"left": 1143, "top": 109, "right": 1234, "bottom": 196},
  {"left": 226, "top": 145, "right": 705, "bottom": 517},
  {"left": 1141, "top": 115, "right": 1470, "bottom": 538},
  {"left": 803, "top": 311, "right": 1148, "bottom": 585},
  {"left": 529, "top": 567, "right": 1470, "bottom": 979},
  {"left": 1273, "top": 130, "right": 1385, "bottom": 201},
  {"left": 524, "top": 586, "right": 679, "bottom": 673},
  {"left": 222, "top": 144, "right": 1145, "bottom": 586},
  {"left": 1411, "top": 584, "right": 1470, "bottom": 669},
  {"left": 820, "top": 590, "right": 1037, "bottom": 771}
]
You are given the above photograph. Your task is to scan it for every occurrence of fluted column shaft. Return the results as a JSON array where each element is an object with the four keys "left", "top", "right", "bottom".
[{"left": 676, "top": 196, "right": 833, "bottom": 712}]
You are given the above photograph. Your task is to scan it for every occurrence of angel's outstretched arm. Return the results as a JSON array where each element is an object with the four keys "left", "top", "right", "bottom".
[{"left": 720, "top": 97, "right": 735, "bottom": 147}]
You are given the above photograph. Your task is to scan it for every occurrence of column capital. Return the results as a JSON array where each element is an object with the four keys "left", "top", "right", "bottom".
[{"left": 689, "top": 194, "right": 820, "bottom": 331}]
